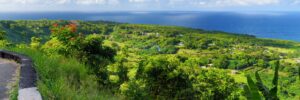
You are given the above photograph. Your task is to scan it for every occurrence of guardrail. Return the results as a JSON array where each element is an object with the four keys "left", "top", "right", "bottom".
[{"left": 0, "top": 50, "right": 42, "bottom": 100}]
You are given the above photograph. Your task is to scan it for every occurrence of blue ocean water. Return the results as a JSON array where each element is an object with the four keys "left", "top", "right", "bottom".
[{"left": 1, "top": 11, "right": 300, "bottom": 41}]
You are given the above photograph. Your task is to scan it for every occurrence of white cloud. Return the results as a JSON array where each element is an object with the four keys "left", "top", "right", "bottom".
[
  {"left": 169, "top": 0, "right": 280, "bottom": 7},
  {"left": 0, "top": 0, "right": 119, "bottom": 5},
  {"left": 0, "top": 0, "right": 299, "bottom": 11},
  {"left": 75, "top": 0, "right": 120, "bottom": 5},
  {"left": 107, "top": 0, "right": 119, "bottom": 5},
  {"left": 129, "top": 0, "right": 145, "bottom": 3},
  {"left": 55, "top": 0, "right": 70, "bottom": 4},
  {"left": 76, "top": 0, "right": 106, "bottom": 5},
  {"left": 292, "top": 0, "right": 300, "bottom": 5},
  {"left": 128, "top": 0, "right": 160, "bottom": 3}
]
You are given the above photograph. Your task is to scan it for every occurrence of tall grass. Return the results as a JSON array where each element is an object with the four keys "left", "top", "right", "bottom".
[{"left": 6, "top": 47, "right": 120, "bottom": 100}]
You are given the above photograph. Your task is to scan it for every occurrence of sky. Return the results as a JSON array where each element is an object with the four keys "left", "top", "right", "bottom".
[{"left": 0, "top": 0, "right": 300, "bottom": 12}]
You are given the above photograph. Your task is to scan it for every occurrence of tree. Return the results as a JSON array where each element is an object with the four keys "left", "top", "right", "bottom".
[
  {"left": 119, "top": 55, "right": 240, "bottom": 99},
  {"left": 257, "top": 59, "right": 267, "bottom": 68},
  {"left": 44, "top": 22, "right": 116, "bottom": 84},
  {"left": 0, "top": 30, "right": 6, "bottom": 40},
  {"left": 30, "top": 37, "right": 41, "bottom": 49},
  {"left": 50, "top": 23, "right": 79, "bottom": 45},
  {"left": 213, "top": 55, "right": 229, "bottom": 69}
]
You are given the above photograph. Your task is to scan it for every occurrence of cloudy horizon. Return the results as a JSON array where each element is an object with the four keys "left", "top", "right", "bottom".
[{"left": 0, "top": 0, "right": 300, "bottom": 12}]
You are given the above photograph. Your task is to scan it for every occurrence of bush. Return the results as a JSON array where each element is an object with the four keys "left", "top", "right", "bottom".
[
  {"left": 213, "top": 55, "right": 229, "bottom": 69},
  {"left": 30, "top": 37, "right": 41, "bottom": 49},
  {"left": 45, "top": 23, "right": 116, "bottom": 85},
  {"left": 120, "top": 79, "right": 149, "bottom": 100},
  {"left": 0, "top": 30, "right": 6, "bottom": 40},
  {"left": 80, "top": 34, "right": 116, "bottom": 65},
  {"left": 118, "top": 55, "right": 240, "bottom": 99},
  {"left": 41, "top": 37, "right": 67, "bottom": 55},
  {"left": 0, "top": 40, "right": 11, "bottom": 48}
]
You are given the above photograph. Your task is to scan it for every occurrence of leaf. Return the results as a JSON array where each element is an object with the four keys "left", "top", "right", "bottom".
[
  {"left": 272, "top": 60, "right": 279, "bottom": 86},
  {"left": 269, "top": 60, "right": 279, "bottom": 100},
  {"left": 255, "top": 71, "right": 269, "bottom": 98},
  {"left": 246, "top": 75, "right": 262, "bottom": 100},
  {"left": 298, "top": 66, "right": 300, "bottom": 80},
  {"left": 243, "top": 85, "right": 252, "bottom": 99},
  {"left": 269, "top": 86, "right": 278, "bottom": 100}
]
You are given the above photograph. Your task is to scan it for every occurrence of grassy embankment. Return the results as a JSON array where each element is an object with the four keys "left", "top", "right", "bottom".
[{"left": 3, "top": 47, "right": 120, "bottom": 100}]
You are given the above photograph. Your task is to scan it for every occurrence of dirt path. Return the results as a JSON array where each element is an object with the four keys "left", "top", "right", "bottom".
[{"left": 0, "top": 59, "right": 19, "bottom": 100}]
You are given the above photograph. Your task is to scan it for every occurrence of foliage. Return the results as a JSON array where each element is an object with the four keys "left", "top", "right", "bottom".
[
  {"left": 79, "top": 34, "right": 116, "bottom": 84},
  {"left": 244, "top": 60, "right": 280, "bottom": 100},
  {"left": 244, "top": 75, "right": 262, "bottom": 100},
  {"left": 41, "top": 37, "right": 67, "bottom": 55},
  {"left": 6, "top": 47, "right": 119, "bottom": 100},
  {"left": 119, "top": 79, "right": 149, "bottom": 100},
  {"left": 116, "top": 55, "right": 240, "bottom": 99},
  {"left": 0, "top": 30, "right": 6, "bottom": 40},
  {"left": 0, "top": 40, "right": 10, "bottom": 48},
  {"left": 213, "top": 55, "right": 229, "bottom": 69},
  {"left": 43, "top": 22, "right": 116, "bottom": 85},
  {"left": 30, "top": 37, "right": 41, "bottom": 49}
]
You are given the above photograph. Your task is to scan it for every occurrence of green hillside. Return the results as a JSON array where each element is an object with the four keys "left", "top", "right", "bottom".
[{"left": 0, "top": 20, "right": 299, "bottom": 99}]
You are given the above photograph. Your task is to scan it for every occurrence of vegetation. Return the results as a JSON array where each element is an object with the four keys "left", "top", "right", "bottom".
[
  {"left": 0, "top": 20, "right": 299, "bottom": 99},
  {"left": 244, "top": 60, "right": 280, "bottom": 100},
  {"left": 5, "top": 47, "right": 119, "bottom": 100}
]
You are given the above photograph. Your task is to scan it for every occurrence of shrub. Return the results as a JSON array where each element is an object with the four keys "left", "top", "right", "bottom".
[
  {"left": 30, "top": 37, "right": 41, "bottom": 49},
  {"left": 0, "top": 30, "right": 6, "bottom": 40},
  {"left": 120, "top": 79, "right": 149, "bottom": 99},
  {"left": 213, "top": 55, "right": 230, "bottom": 69},
  {"left": 45, "top": 23, "right": 116, "bottom": 85},
  {"left": 0, "top": 40, "right": 10, "bottom": 48},
  {"left": 118, "top": 55, "right": 240, "bottom": 99},
  {"left": 41, "top": 37, "right": 67, "bottom": 55}
]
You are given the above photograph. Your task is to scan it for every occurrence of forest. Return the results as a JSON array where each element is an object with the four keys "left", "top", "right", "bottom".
[{"left": 0, "top": 20, "right": 299, "bottom": 100}]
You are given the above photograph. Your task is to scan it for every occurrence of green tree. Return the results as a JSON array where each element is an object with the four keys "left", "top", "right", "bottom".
[
  {"left": 30, "top": 37, "right": 41, "bottom": 49},
  {"left": 45, "top": 22, "right": 116, "bottom": 84},
  {"left": 120, "top": 55, "right": 241, "bottom": 99},
  {"left": 257, "top": 59, "right": 267, "bottom": 68},
  {"left": 213, "top": 55, "right": 229, "bottom": 69},
  {"left": 0, "top": 30, "right": 6, "bottom": 40}
]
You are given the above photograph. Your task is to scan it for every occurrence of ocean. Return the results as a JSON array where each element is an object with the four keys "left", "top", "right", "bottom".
[{"left": 1, "top": 11, "right": 300, "bottom": 41}]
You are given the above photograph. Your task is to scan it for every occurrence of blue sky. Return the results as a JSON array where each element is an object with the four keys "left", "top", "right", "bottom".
[{"left": 0, "top": 0, "right": 300, "bottom": 12}]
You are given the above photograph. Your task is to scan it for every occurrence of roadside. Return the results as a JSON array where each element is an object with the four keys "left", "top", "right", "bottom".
[{"left": 0, "top": 59, "right": 19, "bottom": 100}]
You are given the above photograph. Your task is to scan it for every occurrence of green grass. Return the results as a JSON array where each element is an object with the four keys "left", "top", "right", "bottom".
[
  {"left": 5, "top": 47, "right": 121, "bottom": 100},
  {"left": 230, "top": 72, "right": 247, "bottom": 83},
  {"left": 9, "top": 61, "right": 20, "bottom": 100}
]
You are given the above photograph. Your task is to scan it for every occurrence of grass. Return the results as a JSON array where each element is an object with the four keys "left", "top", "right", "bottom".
[
  {"left": 230, "top": 71, "right": 247, "bottom": 83},
  {"left": 266, "top": 46, "right": 296, "bottom": 54},
  {"left": 9, "top": 60, "right": 20, "bottom": 100},
  {"left": 4, "top": 47, "right": 120, "bottom": 100}
]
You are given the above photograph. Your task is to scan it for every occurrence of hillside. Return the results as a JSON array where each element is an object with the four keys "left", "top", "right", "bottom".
[{"left": 0, "top": 20, "right": 299, "bottom": 99}]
